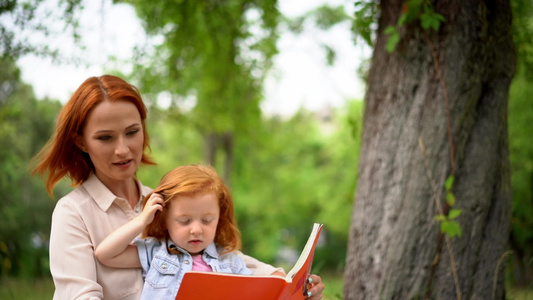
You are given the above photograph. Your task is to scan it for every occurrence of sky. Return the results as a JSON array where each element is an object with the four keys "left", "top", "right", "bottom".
[{"left": 17, "top": 0, "right": 369, "bottom": 116}]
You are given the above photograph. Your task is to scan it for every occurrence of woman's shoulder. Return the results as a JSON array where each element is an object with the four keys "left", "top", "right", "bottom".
[
  {"left": 54, "top": 185, "right": 90, "bottom": 208},
  {"left": 50, "top": 186, "right": 95, "bottom": 226}
]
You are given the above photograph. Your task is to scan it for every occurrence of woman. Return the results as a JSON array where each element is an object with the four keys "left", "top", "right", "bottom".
[{"left": 32, "top": 75, "right": 325, "bottom": 300}]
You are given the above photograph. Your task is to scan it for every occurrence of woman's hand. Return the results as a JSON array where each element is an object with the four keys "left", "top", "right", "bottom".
[{"left": 305, "top": 274, "right": 325, "bottom": 299}]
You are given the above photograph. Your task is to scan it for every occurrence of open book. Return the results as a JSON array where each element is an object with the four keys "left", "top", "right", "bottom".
[{"left": 175, "top": 223, "right": 324, "bottom": 300}]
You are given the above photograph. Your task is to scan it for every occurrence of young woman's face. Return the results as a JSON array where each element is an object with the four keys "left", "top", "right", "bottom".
[
  {"left": 165, "top": 192, "right": 220, "bottom": 255},
  {"left": 77, "top": 99, "right": 144, "bottom": 185}
]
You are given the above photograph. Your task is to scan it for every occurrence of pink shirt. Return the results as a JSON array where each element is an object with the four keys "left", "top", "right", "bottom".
[
  {"left": 191, "top": 254, "right": 213, "bottom": 272},
  {"left": 49, "top": 173, "right": 282, "bottom": 300}
]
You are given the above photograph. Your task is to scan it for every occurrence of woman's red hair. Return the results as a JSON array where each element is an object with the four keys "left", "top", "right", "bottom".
[
  {"left": 31, "top": 75, "right": 155, "bottom": 197},
  {"left": 143, "top": 164, "right": 242, "bottom": 254}
]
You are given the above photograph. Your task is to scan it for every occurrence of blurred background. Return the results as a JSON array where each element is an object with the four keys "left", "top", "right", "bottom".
[{"left": 0, "top": 0, "right": 532, "bottom": 299}]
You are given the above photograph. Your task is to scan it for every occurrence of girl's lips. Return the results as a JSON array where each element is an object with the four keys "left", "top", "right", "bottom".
[{"left": 189, "top": 240, "right": 202, "bottom": 245}]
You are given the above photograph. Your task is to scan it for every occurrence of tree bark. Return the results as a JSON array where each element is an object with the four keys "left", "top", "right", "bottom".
[
  {"left": 205, "top": 132, "right": 234, "bottom": 185},
  {"left": 344, "top": 1, "right": 515, "bottom": 299}
]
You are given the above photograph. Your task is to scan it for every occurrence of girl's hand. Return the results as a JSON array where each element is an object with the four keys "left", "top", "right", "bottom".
[
  {"left": 140, "top": 193, "right": 165, "bottom": 224},
  {"left": 305, "top": 274, "right": 325, "bottom": 300}
]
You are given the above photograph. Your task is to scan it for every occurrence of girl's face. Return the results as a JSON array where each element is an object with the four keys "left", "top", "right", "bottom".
[
  {"left": 77, "top": 99, "right": 144, "bottom": 186},
  {"left": 165, "top": 192, "right": 220, "bottom": 255}
]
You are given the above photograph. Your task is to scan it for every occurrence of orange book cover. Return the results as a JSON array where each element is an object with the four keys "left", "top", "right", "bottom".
[{"left": 175, "top": 223, "right": 323, "bottom": 300}]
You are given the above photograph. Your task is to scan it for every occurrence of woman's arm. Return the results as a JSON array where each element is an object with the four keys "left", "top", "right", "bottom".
[
  {"left": 95, "top": 193, "right": 164, "bottom": 268},
  {"left": 49, "top": 199, "right": 104, "bottom": 299},
  {"left": 237, "top": 251, "right": 285, "bottom": 275},
  {"left": 237, "top": 252, "right": 325, "bottom": 299}
]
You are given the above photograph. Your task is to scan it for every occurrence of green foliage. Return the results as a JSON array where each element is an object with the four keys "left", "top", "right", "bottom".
[
  {"left": 385, "top": 0, "right": 445, "bottom": 53},
  {"left": 434, "top": 175, "right": 463, "bottom": 238},
  {"left": 352, "top": 0, "right": 445, "bottom": 53},
  {"left": 136, "top": 107, "right": 206, "bottom": 187},
  {"left": 284, "top": 4, "right": 352, "bottom": 67},
  {"left": 309, "top": 5, "right": 350, "bottom": 30},
  {"left": 352, "top": 1, "right": 379, "bottom": 46},
  {"left": 384, "top": 26, "right": 400, "bottom": 53},
  {"left": 445, "top": 175, "right": 456, "bottom": 206},
  {"left": 509, "top": 2, "right": 533, "bottom": 283},
  {"left": 508, "top": 69, "right": 533, "bottom": 284},
  {"left": 119, "top": 0, "right": 279, "bottom": 137},
  {"left": 285, "top": 4, "right": 351, "bottom": 34},
  {"left": 419, "top": 9, "right": 445, "bottom": 31},
  {"left": 0, "top": 57, "right": 62, "bottom": 278},
  {"left": 439, "top": 219, "right": 462, "bottom": 238},
  {"left": 512, "top": 0, "right": 533, "bottom": 80},
  {"left": 231, "top": 100, "right": 363, "bottom": 269},
  {"left": 0, "top": 0, "right": 83, "bottom": 60}
]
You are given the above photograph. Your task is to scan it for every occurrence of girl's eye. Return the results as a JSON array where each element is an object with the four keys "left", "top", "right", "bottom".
[
  {"left": 202, "top": 218, "right": 214, "bottom": 224},
  {"left": 178, "top": 219, "right": 191, "bottom": 225}
]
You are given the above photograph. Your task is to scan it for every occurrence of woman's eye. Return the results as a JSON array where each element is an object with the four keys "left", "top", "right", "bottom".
[
  {"left": 97, "top": 135, "right": 112, "bottom": 141},
  {"left": 127, "top": 129, "right": 139, "bottom": 136}
]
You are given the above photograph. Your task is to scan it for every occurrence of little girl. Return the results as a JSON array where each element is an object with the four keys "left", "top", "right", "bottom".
[{"left": 95, "top": 164, "right": 252, "bottom": 299}]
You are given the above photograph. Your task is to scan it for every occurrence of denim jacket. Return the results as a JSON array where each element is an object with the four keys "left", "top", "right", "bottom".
[{"left": 134, "top": 238, "right": 252, "bottom": 300}]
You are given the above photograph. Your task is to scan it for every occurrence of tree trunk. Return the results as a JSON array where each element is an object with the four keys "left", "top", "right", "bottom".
[
  {"left": 204, "top": 132, "right": 234, "bottom": 185},
  {"left": 344, "top": 1, "right": 515, "bottom": 299}
]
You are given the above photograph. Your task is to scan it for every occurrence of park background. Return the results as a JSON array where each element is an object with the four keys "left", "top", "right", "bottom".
[{"left": 1, "top": 0, "right": 532, "bottom": 299}]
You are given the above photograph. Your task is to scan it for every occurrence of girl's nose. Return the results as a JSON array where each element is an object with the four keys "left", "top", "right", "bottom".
[{"left": 190, "top": 223, "right": 202, "bottom": 235}]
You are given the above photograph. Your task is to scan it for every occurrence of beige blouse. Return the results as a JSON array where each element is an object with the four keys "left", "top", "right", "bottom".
[{"left": 49, "top": 173, "right": 280, "bottom": 300}]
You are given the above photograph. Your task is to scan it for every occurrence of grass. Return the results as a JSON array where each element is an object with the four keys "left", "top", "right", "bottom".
[
  {"left": 0, "top": 277, "right": 54, "bottom": 300},
  {"left": 321, "top": 271, "right": 344, "bottom": 300},
  {"left": 0, "top": 275, "right": 531, "bottom": 299},
  {"left": 507, "top": 287, "right": 533, "bottom": 300},
  {"left": 0, "top": 274, "right": 344, "bottom": 300}
]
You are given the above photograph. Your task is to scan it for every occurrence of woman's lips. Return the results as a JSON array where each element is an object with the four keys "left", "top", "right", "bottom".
[{"left": 113, "top": 159, "right": 132, "bottom": 168}]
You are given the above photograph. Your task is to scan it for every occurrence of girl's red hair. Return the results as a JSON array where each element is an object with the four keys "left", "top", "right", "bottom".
[
  {"left": 143, "top": 164, "right": 242, "bottom": 254},
  {"left": 31, "top": 75, "right": 155, "bottom": 197}
]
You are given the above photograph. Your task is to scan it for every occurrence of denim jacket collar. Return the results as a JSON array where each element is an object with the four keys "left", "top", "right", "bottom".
[{"left": 167, "top": 239, "right": 220, "bottom": 259}]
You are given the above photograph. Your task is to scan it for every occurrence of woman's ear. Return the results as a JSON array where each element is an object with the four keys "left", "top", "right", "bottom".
[{"left": 74, "top": 135, "right": 88, "bottom": 153}]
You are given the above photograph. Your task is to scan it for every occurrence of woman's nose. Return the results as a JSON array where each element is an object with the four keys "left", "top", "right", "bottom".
[{"left": 115, "top": 137, "right": 129, "bottom": 156}]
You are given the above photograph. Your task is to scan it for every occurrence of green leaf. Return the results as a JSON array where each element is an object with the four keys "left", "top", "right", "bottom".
[
  {"left": 384, "top": 26, "right": 400, "bottom": 53},
  {"left": 420, "top": 12, "right": 446, "bottom": 31},
  {"left": 402, "top": 0, "right": 423, "bottom": 24},
  {"left": 384, "top": 25, "right": 397, "bottom": 35},
  {"left": 447, "top": 221, "right": 463, "bottom": 238},
  {"left": 444, "top": 175, "right": 454, "bottom": 190},
  {"left": 386, "top": 33, "right": 400, "bottom": 53},
  {"left": 398, "top": 14, "right": 408, "bottom": 26},
  {"left": 440, "top": 221, "right": 450, "bottom": 234},
  {"left": 448, "top": 208, "right": 462, "bottom": 219},
  {"left": 446, "top": 192, "right": 455, "bottom": 206},
  {"left": 440, "top": 220, "right": 463, "bottom": 238},
  {"left": 434, "top": 214, "right": 447, "bottom": 222}
]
